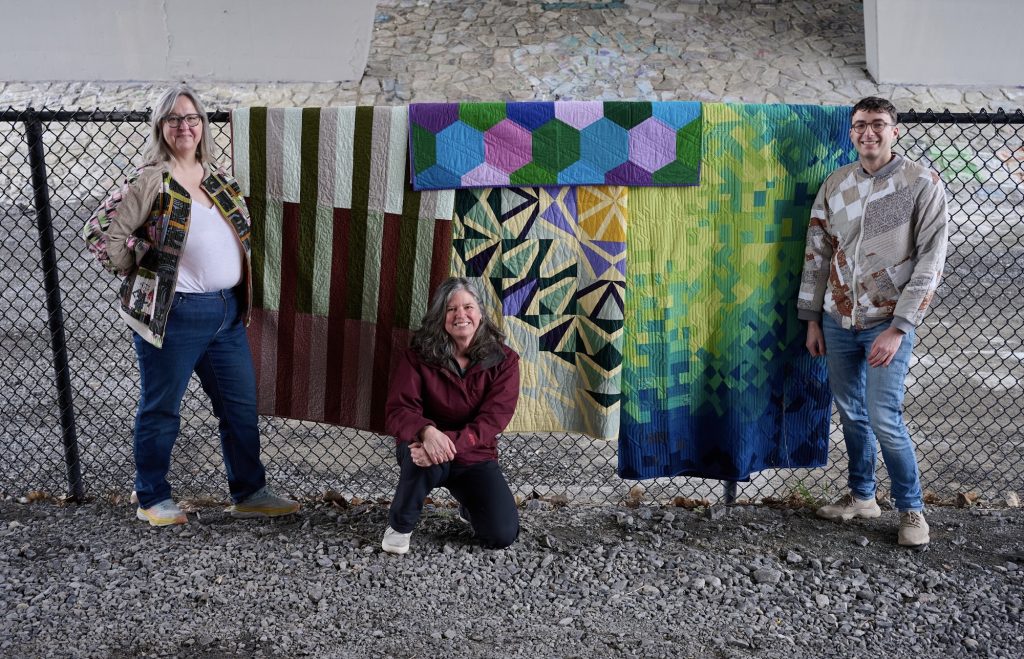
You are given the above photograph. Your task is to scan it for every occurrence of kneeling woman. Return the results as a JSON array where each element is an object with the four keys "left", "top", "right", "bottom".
[{"left": 382, "top": 277, "right": 521, "bottom": 554}]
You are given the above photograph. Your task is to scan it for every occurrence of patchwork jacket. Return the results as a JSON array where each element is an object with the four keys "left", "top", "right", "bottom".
[
  {"left": 385, "top": 345, "right": 520, "bottom": 466},
  {"left": 797, "top": 155, "right": 949, "bottom": 332},
  {"left": 83, "top": 161, "right": 253, "bottom": 348}
]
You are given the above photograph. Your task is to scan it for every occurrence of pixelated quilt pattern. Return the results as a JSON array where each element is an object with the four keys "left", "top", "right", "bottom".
[
  {"left": 409, "top": 101, "right": 701, "bottom": 190},
  {"left": 619, "top": 103, "right": 858, "bottom": 480},
  {"left": 232, "top": 106, "right": 455, "bottom": 432},
  {"left": 451, "top": 185, "right": 627, "bottom": 439}
]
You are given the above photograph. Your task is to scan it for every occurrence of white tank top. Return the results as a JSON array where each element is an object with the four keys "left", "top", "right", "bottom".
[{"left": 175, "top": 201, "right": 244, "bottom": 293}]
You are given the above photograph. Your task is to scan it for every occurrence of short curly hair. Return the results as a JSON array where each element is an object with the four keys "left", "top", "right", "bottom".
[{"left": 852, "top": 96, "right": 898, "bottom": 124}]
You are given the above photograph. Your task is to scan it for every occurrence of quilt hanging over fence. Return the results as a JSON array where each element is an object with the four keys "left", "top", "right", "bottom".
[
  {"left": 232, "top": 106, "right": 455, "bottom": 432},
  {"left": 618, "top": 102, "right": 858, "bottom": 481},
  {"left": 232, "top": 100, "right": 856, "bottom": 482},
  {"left": 409, "top": 101, "right": 702, "bottom": 190},
  {"left": 451, "top": 185, "right": 627, "bottom": 440}
]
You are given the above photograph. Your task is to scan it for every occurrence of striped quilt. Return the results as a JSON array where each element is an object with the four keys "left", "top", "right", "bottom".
[{"left": 231, "top": 107, "right": 454, "bottom": 430}]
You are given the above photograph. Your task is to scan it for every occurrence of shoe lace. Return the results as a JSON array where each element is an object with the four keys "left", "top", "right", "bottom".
[{"left": 901, "top": 512, "right": 922, "bottom": 528}]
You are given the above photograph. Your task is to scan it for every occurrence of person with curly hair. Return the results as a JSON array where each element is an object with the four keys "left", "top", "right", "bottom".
[{"left": 381, "top": 277, "right": 520, "bottom": 554}]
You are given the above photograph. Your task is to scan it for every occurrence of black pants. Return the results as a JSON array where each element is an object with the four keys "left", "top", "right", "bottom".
[{"left": 388, "top": 443, "right": 520, "bottom": 549}]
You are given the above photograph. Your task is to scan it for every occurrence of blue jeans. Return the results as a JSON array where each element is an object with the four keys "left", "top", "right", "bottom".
[
  {"left": 823, "top": 315, "right": 923, "bottom": 512},
  {"left": 132, "top": 288, "right": 266, "bottom": 508}
]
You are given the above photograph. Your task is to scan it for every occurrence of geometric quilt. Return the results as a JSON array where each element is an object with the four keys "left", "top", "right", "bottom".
[
  {"left": 451, "top": 185, "right": 627, "bottom": 439},
  {"left": 618, "top": 103, "right": 859, "bottom": 481},
  {"left": 410, "top": 101, "right": 701, "bottom": 190}
]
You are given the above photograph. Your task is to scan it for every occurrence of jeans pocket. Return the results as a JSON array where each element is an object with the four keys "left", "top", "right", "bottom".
[{"left": 170, "top": 293, "right": 187, "bottom": 311}]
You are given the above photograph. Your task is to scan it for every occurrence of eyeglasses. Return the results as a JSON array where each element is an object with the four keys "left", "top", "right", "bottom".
[
  {"left": 163, "top": 113, "right": 203, "bottom": 128},
  {"left": 851, "top": 120, "right": 894, "bottom": 134}
]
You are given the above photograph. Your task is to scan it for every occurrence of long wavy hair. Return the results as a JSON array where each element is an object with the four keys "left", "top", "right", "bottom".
[
  {"left": 411, "top": 277, "right": 506, "bottom": 368},
  {"left": 141, "top": 84, "right": 214, "bottom": 166}
]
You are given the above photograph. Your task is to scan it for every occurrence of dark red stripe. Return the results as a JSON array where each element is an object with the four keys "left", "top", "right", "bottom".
[
  {"left": 429, "top": 219, "right": 453, "bottom": 298},
  {"left": 246, "top": 310, "right": 264, "bottom": 411},
  {"left": 341, "top": 319, "right": 365, "bottom": 425},
  {"left": 323, "top": 207, "right": 351, "bottom": 424},
  {"left": 370, "top": 213, "right": 403, "bottom": 429},
  {"left": 290, "top": 313, "right": 312, "bottom": 419},
  {"left": 275, "top": 201, "right": 301, "bottom": 415}
]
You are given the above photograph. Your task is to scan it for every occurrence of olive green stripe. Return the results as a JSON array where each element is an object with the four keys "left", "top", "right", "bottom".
[
  {"left": 346, "top": 106, "right": 374, "bottom": 319},
  {"left": 394, "top": 185, "right": 422, "bottom": 329},
  {"left": 297, "top": 107, "right": 320, "bottom": 314},
  {"left": 248, "top": 107, "right": 267, "bottom": 308}
]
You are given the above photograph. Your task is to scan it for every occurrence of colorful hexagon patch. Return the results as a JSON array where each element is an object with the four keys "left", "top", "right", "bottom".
[{"left": 409, "top": 101, "right": 702, "bottom": 189}]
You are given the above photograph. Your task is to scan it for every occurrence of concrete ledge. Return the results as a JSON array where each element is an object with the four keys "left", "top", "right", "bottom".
[
  {"left": 0, "top": 0, "right": 377, "bottom": 82},
  {"left": 865, "top": 0, "right": 1023, "bottom": 86}
]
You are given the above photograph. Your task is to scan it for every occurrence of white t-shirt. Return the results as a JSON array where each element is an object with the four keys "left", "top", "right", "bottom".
[{"left": 175, "top": 201, "right": 244, "bottom": 293}]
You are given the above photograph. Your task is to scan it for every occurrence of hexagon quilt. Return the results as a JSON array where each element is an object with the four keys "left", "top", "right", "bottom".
[{"left": 409, "top": 101, "right": 701, "bottom": 190}]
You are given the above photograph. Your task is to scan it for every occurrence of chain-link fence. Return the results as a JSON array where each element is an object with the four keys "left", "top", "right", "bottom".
[{"left": 1, "top": 107, "right": 1022, "bottom": 506}]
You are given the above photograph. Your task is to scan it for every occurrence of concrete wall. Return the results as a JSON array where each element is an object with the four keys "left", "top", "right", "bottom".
[
  {"left": 864, "top": 0, "right": 1024, "bottom": 86},
  {"left": 0, "top": 0, "right": 377, "bottom": 82}
]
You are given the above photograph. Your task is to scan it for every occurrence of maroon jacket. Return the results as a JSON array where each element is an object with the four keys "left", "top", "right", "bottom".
[{"left": 385, "top": 345, "right": 520, "bottom": 465}]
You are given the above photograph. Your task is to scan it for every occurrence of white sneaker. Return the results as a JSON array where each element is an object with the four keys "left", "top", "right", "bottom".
[
  {"left": 898, "top": 511, "right": 930, "bottom": 546},
  {"left": 816, "top": 493, "right": 882, "bottom": 521},
  {"left": 381, "top": 526, "right": 412, "bottom": 554},
  {"left": 136, "top": 498, "right": 187, "bottom": 527}
]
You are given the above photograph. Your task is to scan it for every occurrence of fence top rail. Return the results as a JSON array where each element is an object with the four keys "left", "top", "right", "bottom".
[
  {"left": 0, "top": 108, "right": 232, "bottom": 123},
  {"left": 1, "top": 106, "right": 1023, "bottom": 125}
]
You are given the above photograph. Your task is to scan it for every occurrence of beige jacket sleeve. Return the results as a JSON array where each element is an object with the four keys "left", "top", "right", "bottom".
[{"left": 83, "top": 167, "right": 161, "bottom": 276}]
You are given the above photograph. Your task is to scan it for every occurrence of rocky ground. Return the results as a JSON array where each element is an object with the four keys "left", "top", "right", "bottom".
[{"left": 1, "top": 496, "right": 1021, "bottom": 658}]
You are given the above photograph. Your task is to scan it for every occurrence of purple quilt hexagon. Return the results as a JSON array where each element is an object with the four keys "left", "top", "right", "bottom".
[{"left": 409, "top": 101, "right": 702, "bottom": 190}]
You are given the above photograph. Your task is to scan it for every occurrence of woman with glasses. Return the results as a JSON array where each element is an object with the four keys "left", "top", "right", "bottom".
[{"left": 83, "top": 84, "right": 298, "bottom": 526}]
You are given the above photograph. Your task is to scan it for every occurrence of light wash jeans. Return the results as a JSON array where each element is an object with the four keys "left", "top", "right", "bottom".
[
  {"left": 823, "top": 314, "right": 923, "bottom": 512},
  {"left": 132, "top": 288, "right": 266, "bottom": 508}
]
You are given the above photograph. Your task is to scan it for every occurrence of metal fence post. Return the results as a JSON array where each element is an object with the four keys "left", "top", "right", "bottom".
[
  {"left": 24, "top": 110, "right": 85, "bottom": 502},
  {"left": 721, "top": 480, "right": 737, "bottom": 505}
]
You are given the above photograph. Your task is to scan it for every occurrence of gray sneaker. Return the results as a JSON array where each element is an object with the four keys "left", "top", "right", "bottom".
[
  {"left": 382, "top": 526, "right": 412, "bottom": 554},
  {"left": 898, "top": 511, "right": 930, "bottom": 546},
  {"left": 816, "top": 493, "right": 882, "bottom": 521},
  {"left": 225, "top": 486, "right": 300, "bottom": 518}
]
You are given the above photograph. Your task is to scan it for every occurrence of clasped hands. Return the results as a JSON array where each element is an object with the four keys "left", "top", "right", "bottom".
[{"left": 409, "top": 425, "right": 457, "bottom": 467}]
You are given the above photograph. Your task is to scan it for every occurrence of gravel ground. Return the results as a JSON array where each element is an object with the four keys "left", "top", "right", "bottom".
[{"left": 2, "top": 497, "right": 1021, "bottom": 658}]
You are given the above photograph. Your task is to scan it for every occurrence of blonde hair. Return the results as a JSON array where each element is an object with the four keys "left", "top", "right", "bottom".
[{"left": 141, "top": 84, "right": 214, "bottom": 166}]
